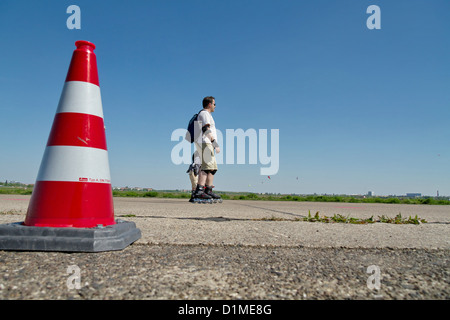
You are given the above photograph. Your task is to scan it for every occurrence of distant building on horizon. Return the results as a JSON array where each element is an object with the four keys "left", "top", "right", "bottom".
[{"left": 406, "top": 193, "right": 421, "bottom": 198}]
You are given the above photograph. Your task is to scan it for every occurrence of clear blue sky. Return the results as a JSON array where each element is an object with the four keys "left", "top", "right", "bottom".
[{"left": 1, "top": 0, "right": 449, "bottom": 196}]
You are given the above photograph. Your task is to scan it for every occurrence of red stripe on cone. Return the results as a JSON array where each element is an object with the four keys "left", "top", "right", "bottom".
[
  {"left": 47, "top": 113, "right": 107, "bottom": 150},
  {"left": 65, "top": 40, "right": 99, "bottom": 86},
  {"left": 24, "top": 181, "right": 115, "bottom": 228}
]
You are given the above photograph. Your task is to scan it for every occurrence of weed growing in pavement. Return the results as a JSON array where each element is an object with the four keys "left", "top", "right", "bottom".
[
  {"left": 376, "top": 213, "right": 427, "bottom": 225},
  {"left": 302, "top": 211, "right": 376, "bottom": 224},
  {"left": 302, "top": 211, "right": 427, "bottom": 224},
  {"left": 254, "top": 210, "right": 427, "bottom": 224},
  {"left": 257, "top": 215, "right": 301, "bottom": 221}
]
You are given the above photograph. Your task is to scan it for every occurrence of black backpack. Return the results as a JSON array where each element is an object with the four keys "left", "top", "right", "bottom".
[{"left": 185, "top": 109, "right": 206, "bottom": 143}]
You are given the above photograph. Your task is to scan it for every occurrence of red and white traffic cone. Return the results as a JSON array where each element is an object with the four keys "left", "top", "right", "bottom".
[
  {"left": 0, "top": 41, "right": 140, "bottom": 252},
  {"left": 24, "top": 40, "right": 114, "bottom": 228}
]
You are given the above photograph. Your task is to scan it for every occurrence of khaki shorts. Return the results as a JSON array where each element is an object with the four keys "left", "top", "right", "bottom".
[{"left": 195, "top": 143, "right": 218, "bottom": 172}]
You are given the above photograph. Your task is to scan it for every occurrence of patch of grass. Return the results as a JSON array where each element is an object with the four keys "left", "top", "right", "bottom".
[
  {"left": 120, "top": 214, "right": 136, "bottom": 217},
  {"left": 0, "top": 209, "right": 21, "bottom": 215},
  {"left": 1, "top": 186, "right": 449, "bottom": 205},
  {"left": 109, "top": 189, "right": 449, "bottom": 205},
  {"left": 143, "top": 191, "right": 158, "bottom": 197},
  {"left": 0, "top": 188, "right": 33, "bottom": 195}
]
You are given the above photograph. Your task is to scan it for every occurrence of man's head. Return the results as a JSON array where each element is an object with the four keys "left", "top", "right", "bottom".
[{"left": 202, "top": 96, "right": 216, "bottom": 112}]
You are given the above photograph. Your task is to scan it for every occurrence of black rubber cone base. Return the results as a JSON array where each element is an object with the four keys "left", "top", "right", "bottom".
[{"left": 0, "top": 219, "right": 141, "bottom": 252}]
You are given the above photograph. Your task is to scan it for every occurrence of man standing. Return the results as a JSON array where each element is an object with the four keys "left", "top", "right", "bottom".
[{"left": 192, "top": 96, "right": 222, "bottom": 202}]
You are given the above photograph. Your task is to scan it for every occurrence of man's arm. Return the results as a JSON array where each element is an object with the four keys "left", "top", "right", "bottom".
[
  {"left": 202, "top": 124, "right": 214, "bottom": 142},
  {"left": 202, "top": 124, "right": 220, "bottom": 153}
]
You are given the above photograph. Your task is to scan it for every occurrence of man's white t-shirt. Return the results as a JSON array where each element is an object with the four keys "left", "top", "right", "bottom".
[{"left": 196, "top": 110, "right": 217, "bottom": 144}]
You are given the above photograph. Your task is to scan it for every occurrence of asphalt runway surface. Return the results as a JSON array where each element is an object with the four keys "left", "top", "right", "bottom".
[{"left": 0, "top": 195, "right": 448, "bottom": 300}]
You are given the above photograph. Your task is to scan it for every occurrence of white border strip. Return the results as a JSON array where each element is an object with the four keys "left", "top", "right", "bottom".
[
  {"left": 36, "top": 146, "right": 111, "bottom": 183},
  {"left": 56, "top": 81, "right": 104, "bottom": 118}
]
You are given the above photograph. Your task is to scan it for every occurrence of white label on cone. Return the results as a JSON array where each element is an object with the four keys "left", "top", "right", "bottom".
[
  {"left": 56, "top": 81, "right": 104, "bottom": 118},
  {"left": 36, "top": 146, "right": 111, "bottom": 183}
]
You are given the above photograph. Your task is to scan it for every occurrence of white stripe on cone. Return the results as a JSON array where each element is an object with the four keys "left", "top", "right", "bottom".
[
  {"left": 56, "top": 81, "right": 104, "bottom": 118},
  {"left": 36, "top": 146, "right": 111, "bottom": 183}
]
